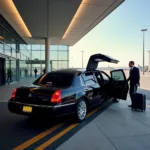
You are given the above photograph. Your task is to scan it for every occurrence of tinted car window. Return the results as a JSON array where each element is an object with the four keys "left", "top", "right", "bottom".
[
  {"left": 95, "top": 72, "right": 101, "bottom": 80},
  {"left": 72, "top": 75, "right": 81, "bottom": 87},
  {"left": 81, "top": 74, "right": 96, "bottom": 85},
  {"left": 85, "top": 79, "right": 95, "bottom": 85},
  {"left": 111, "top": 71, "right": 125, "bottom": 81},
  {"left": 34, "top": 73, "right": 74, "bottom": 87},
  {"left": 33, "top": 74, "right": 43, "bottom": 84},
  {"left": 101, "top": 72, "right": 110, "bottom": 81}
]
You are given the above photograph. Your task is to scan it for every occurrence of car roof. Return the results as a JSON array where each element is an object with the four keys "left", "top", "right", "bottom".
[
  {"left": 48, "top": 68, "right": 103, "bottom": 75},
  {"left": 48, "top": 68, "right": 86, "bottom": 75}
]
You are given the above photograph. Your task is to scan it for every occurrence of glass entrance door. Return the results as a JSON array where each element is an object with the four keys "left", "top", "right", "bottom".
[
  {"left": 5, "top": 58, "right": 17, "bottom": 84},
  {"left": 5, "top": 58, "right": 11, "bottom": 84},
  {"left": 0, "top": 57, "right": 5, "bottom": 86},
  {"left": 11, "top": 59, "right": 17, "bottom": 82}
]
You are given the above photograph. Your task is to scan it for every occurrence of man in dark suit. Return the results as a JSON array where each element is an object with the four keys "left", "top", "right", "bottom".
[{"left": 127, "top": 61, "right": 140, "bottom": 107}]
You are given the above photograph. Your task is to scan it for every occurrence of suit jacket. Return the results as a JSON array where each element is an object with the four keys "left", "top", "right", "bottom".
[{"left": 128, "top": 67, "right": 140, "bottom": 86}]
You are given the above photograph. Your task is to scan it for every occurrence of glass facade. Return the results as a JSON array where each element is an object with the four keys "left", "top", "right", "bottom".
[
  {"left": 0, "top": 14, "right": 31, "bottom": 85},
  {"left": 0, "top": 28, "right": 31, "bottom": 81},
  {"left": 0, "top": 14, "right": 69, "bottom": 86},
  {"left": 29, "top": 44, "right": 69, "bottom": 75}
]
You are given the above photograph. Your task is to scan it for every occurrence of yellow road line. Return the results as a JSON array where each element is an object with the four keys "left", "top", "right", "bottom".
[
  {"left": 35, "top": 123, "right": 78, "bottom": 150},
  {"left": 12, "top": 123, "right": 64, "bottom": 150},
  {"left": 35, "top": 107, "right": 100, "bottom": 150},
  {"left": 86, "top": 107, "right": 100, "bottom": 118}
]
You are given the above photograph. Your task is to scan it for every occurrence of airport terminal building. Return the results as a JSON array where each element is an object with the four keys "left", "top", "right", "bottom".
[
  {"left": 0, "top": 0, "right": 124, "bottom": 86},
  {"left": 0, "top": 15, "right": 69, "bottom": 85}
]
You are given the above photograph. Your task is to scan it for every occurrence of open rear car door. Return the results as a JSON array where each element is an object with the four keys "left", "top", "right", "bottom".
[{"left": 110, "top": 69, "right": 129, "bottom": 100}]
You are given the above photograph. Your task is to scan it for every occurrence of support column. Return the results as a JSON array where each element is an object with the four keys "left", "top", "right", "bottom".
[
  {"left": 30, "top": 45, "right": 33, "bottom": 77},
  {"left": 45, "top": 38, "right": 50, "bottom": 73},
  {"left": 30, "top": 63, "right": 32, "bottom": 77},
  {"left": 16, "top": 59, "right": 20, "bottom": 81}
]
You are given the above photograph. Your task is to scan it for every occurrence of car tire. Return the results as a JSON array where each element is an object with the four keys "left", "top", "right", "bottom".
[{"left": 75, "top": 99, "right": 87, "bottom": 122}]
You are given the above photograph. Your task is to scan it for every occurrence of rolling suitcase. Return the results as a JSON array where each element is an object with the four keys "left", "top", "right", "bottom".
[{"left": 131, "top": 87, "right": 146, "bottom": 111}]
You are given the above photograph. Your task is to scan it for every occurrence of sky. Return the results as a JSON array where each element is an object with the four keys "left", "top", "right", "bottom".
[{"left": 69, "top": 0, "right": 150, "bottom": 68}]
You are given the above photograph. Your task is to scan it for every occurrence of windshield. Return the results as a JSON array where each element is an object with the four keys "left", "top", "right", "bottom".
[{"left": 33, "top": 72, "right": 74, "bottom": 87}]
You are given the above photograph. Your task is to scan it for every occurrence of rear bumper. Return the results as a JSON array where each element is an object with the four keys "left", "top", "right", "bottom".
[{"left": 8, "top": 101, "right": 76, "bottom": 117}]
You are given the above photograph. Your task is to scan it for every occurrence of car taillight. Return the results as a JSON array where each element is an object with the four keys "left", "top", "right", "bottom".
[
  {"left": 12, "top": 88, "right": 17, "bottom": 100},
  {"left": 51, "top": 90, "right": 62, "bottom": 103}
]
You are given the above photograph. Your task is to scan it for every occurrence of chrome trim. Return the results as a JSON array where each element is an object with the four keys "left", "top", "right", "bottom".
[
  {"left": 9, "top": 101, "right": 76, "bottom": 108},
  {"left": 55, "top": 103, "right": 76, "bottom": 108},
  {"left": 9, "top": 101, "right": 53, "bottom": 108}
]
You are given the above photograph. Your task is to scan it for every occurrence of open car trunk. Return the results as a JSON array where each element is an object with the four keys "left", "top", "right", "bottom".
[{"left": 86, "top": 53, "right": 119, "bottom": 71}]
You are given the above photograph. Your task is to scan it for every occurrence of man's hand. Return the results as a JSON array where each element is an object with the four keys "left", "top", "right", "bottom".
[{"left": 127, "top": 77, "right": 130, "bottom": 82}]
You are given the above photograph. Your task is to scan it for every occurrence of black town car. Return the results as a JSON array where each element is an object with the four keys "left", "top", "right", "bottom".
[{"left": 8, "top": 54, "right": 129, "bottom": 122}]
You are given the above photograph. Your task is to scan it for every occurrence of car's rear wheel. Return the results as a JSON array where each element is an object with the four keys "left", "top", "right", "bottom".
[{"left": 75, "top": 100, "right": 87, "bottom": 122}]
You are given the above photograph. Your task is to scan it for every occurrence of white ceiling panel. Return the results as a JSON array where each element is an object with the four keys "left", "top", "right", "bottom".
[
  {"left": 71, "top": 19, "right": 94, "bottom": 29},
  {"left": 67, "top": 30, "right": 87, "bottom": 36},
  {"left": 75, "top": 4, "right": 107, "bottom": 20},
  {"left": 0, "top": 0, "right": 14, "bottom": 14},
  {"left": 64, "top": 35, "right": 79, "bottom": 40},
  {"left": 13, "top": 0, "right": 82, "bottom": 38},
  {"left": 48, "top": 0, "right": 82, "bottom": 37},
  {"left": 0, "top": 0, "right": 124, "bottom": 45},
  {"left": 13, "top": 0, "right": 48, "bottom": 37},
  {"left": 83, "top": 0, "right": 116, "bottom": 5},
  {"left": 60, "top": 39, "right": 75, "bottom": 45}
]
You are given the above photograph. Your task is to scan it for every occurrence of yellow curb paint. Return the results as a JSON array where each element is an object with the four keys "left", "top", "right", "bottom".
[{"left": 12, "top": 123, "right": 64, "bottom": 150}]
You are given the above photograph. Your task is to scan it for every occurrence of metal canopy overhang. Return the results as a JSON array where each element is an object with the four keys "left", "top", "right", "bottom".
[{"left": 0, "top": 0, "right": 124, "bottom": 46}]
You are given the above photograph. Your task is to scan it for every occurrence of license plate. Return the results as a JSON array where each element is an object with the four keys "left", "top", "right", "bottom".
[{"left": 23, "top": 106, "right": 32, "bottom": 113}]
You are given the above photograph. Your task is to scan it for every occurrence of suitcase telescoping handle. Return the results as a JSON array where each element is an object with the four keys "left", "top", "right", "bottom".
[
  {"left": 134, "top": 86, "right": 137, "bottom": 93},
  {"left": 134, "top": 85, "right": 140, "bottom": 93}
]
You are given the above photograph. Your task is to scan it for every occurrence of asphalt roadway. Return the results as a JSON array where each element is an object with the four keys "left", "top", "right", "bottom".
[{"left": 0, "top": 101, "right": 112, "bottom": 150}]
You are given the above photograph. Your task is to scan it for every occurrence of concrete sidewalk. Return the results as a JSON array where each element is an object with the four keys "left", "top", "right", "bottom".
[
  {"left": 57, "top": 100, "right": 150, "bottom": 150},
  {"left": 0, "top": 77, "right": 35, "bottom": 102}
]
